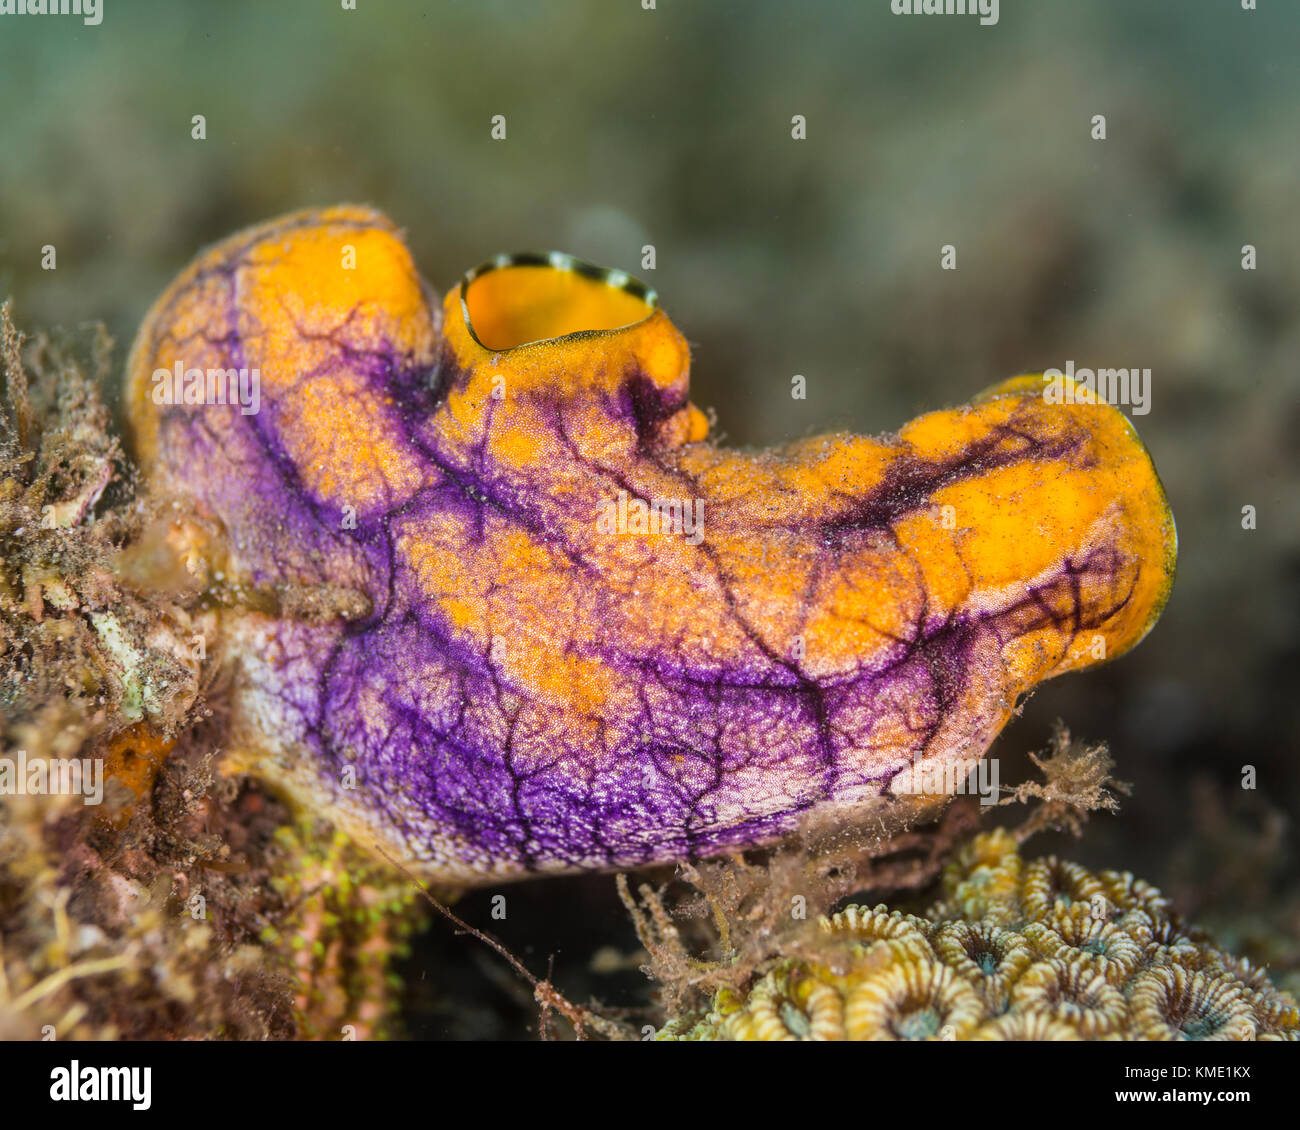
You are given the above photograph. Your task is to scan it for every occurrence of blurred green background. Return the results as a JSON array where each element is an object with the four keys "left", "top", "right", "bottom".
[{"left": 2, "top": 0, "right": 1298, "bottom": 1033}]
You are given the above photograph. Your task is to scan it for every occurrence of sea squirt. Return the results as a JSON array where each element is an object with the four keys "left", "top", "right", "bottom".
[{"left": 125, "top": 206, "right": 1176, "bottom": 885}]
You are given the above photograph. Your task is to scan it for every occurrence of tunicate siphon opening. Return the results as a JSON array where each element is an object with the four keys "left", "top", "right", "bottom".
[{"left": 461, "top": 252, "right": 656, "bottom": 351}]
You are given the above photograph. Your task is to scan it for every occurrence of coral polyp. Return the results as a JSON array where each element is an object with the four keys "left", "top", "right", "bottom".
[
  {"left": 843, "top": 958, "right": 987, "bottom": 1041},
  {"left": 658, "top": 831, "right": 1299, "bottom": 1040},
  {"left": 1127, "top": 966, "right": 1258, "bottom": 1042}
]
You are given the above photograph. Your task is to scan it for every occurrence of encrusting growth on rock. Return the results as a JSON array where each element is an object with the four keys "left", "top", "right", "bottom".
[{"left": 0, "top": 307, "right": 422, "bottom": 1039}]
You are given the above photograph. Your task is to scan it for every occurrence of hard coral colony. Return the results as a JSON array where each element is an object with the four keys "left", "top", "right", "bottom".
[
  {"left": 661, "top": 831, "right": 1299, "bottom": 1041},
  {"left": 125, "top": 205, "right": 1176, "bottom": 886}
]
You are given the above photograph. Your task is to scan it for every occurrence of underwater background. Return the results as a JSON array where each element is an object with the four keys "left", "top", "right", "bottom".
[{"left": 1, "top": 0, "right": 1297, "bottom": 1036}]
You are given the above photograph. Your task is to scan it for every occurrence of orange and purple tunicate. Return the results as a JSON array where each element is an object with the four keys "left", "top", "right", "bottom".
[{"left": 124, "top": 205, "right": 1176, "bottom": 885}]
